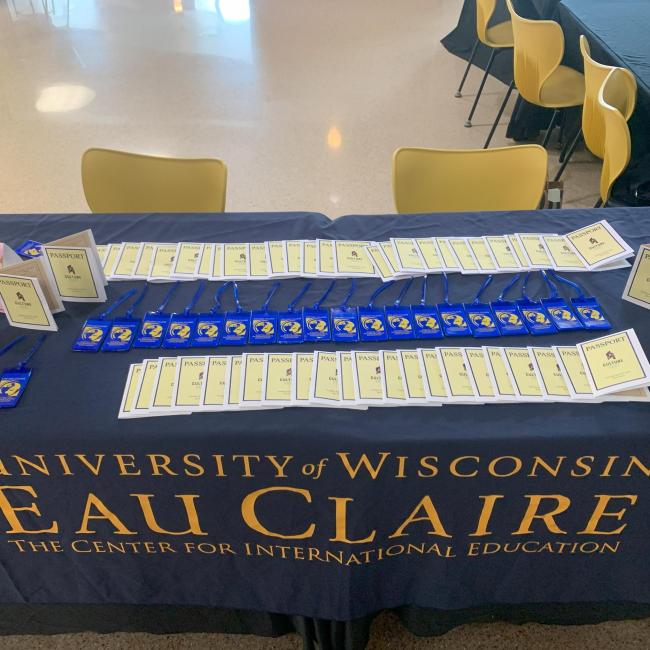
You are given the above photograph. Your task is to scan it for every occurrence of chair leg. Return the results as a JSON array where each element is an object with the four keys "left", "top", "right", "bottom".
[
  {"left": 594, "top": 198, "right": 603, "bottom": 208},
  {"left": 541, "top": 109, "right": 560, "bottom": 148},
  {"left": 484, "top": 80, "right": 515, "bottom": 148},
  {"left": 553, "top": 128, "right": 582, "bottom": 182},
  {"left": 455, "top": 39, "right": 480, "bottom": 98},
  {"left": 465, "top": 49, "right": 496, "bottom": 128}
]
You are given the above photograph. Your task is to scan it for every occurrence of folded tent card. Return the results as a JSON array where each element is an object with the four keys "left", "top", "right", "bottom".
[{"left": 117, "top": 328, "right": 650, "bottom": 418}]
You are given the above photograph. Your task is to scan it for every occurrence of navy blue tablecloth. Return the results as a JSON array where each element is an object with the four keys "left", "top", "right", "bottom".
[{"left": 0, "top": 209, "right": 649, "bottom": 646}]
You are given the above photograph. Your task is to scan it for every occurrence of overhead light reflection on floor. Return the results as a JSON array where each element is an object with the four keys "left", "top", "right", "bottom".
[
  {"left": 327, "top": 126, "right": 342, "bottom": 150},
  {"left": 218, "top": 0, "right": 250, "bottom": 23},
  {"left": 35, "top": 84, "right": 95, "bottom": 113},
  {"left": 172, "top": 0, "right": 184, "bottom": 13}
]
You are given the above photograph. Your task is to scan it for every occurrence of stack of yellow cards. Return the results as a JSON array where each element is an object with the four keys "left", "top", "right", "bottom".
[
  {"left": 118, "top": 329, "right": 650, "bottom": 418},
  {"left": 622, "top": 244, "right": 650, "bottom": 310}
]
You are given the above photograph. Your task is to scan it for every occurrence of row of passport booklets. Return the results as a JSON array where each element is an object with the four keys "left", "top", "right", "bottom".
[
  {"left": 99, "top": 220, "right": 633, "bottom": 284},
  {"left": 118, "top": 328, "right": 650, "bottom": 418}
]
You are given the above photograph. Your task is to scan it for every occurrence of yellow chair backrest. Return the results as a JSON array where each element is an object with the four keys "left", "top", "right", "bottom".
[
  {"left": 392, "top": 145, "right": 548, "bottom": 213},
  {"left": 505, "top": 0, "right": 564, "bottom": 105},
  {"left": 476, "top": 0, "right": 498, "bottom": 44},
  {"left": 599, "top": 68, "right": 634, "bottom": 205},
  {"left": 581, "top": 35, "right": 636, "bottom": 159},
  {"left": 81, "top": 148, "right": 228, "bottom": 213}
]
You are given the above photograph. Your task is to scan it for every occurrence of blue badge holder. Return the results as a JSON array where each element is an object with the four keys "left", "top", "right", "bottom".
[
  {"left": 133, "top": 282, "right": 181, "bottom": 349},
  {"left": 102, "top": 285, "right": 150, "bottom": 352},
  {"left": 411, "top": 276, "right": 443, "bottom": 340},
  {"left": 250, "top": 282, "right": 281, "bottom": 345},
  {"left": 549, "top": 271, "right": 612, "bottom": 330},
  {"left": 15, "top": 239, "right": 43, "bottom": 259},
  {"left": 303, "top": 280, "right": 336, "bottom": 343},
  {"left": 437, "top": 273, "right": 471, "bottom": 337},
  {"left": 331, "top": 280, "right": 359, "bottom": 343},
  {"left": 490, "top": 274, "right": 528, "bottom": 336},
  {"left": 358, "top": 281, "right": 394, "bottom": 342},
  {"left": 73, "top": 288, "right": 138, "bottom": 352},
  {"left": 0, "top": 334, "right": 46, "bottom": 409},
  {"left": 386, "top": 278, "right": 415, "bottom": 340},
  {"left": 278, "top": 282, "right": 311, "bottom": 344},
  {"left": 516, "top": 272, "right": 557, "bottom": 335},
  {"left": 163, "top": 281, "right": 206, "bottom": 349},
  {"left": 191, "top": 282, "right": 232, "bottom": 348},
  {"left": 464, "top": 275, "right": 500, "bottom": 338},
  {"left": 222, "top": 282, "right": 251, "bottom": 346},
  {"left": 540, "top": 270, "right": 583, "bottom": 331}
]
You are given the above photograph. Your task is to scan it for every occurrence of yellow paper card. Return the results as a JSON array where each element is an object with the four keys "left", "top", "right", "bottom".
[
  {"left": 435, "top": 238, "right": 461, "bottom": 271},
  {"left": 198, "top": 244, "right": 214, "bottom": 278},
  {"left": 134, "top": 359, "right": 160, "bottom": 412},
  {"left": 465, "top": 348, "right": 495, "bottom": 400},
  {"left": 173, "top": 243, "right": 202, "bottom": 278},
  {"left": 211, "top": 243, "right": 225, "bottom": 278},
  {"left": 302, "top": 241, "right": 317, "bottom": 276},
  {"left": 241, "top": 353, "right": 265, "bottom": 404},
  {"left": 381, "top": 350, "right": 406, "bottom": 402},
  {"left": 419, "top": 349, "right": 448, "bottom": 400},
  {"left": 516, "top": 234, "right": 552, "bottom": 267},
  {"left": 467, "top": 237, "right": 496, "bottom": 271},
  {"left": 250, "top": 243, "right": 270, "bottom": 278},
  {"left": 103, "top": 243, "right": 122, "bottom": 276},
  {"left": 380, "top": 242, "right": 400, "bottom": 271},
  {"left": 566, "top": 220, "right": 631, "bottom": 268},
  {"left": 267, "top": 242, "right": 288, "bottom": 275},
  {"left": 264, "top": 353, "right": 294, "bottom": 403},
  {"left": 415, "top": 238, "right": 443, "bottom": 271},
  {"left": 293, "top": 352, "right": 314, "bottom": 403},
  {"left": 225, "top": 357, "right": 242, "bottom": 407},
  {"left": 622, "top": 245, "right": 650, "bottom": 309},
  {"left": 134, "top": 243, "right": 155, "bottom": 277},
  {"left": 0, "top": 257, "right": 63, "bottom": 313},
  {"left": 317, "top": 240, "right": 336, "bottom": 275},
  {"left": 438, "top": 348, "right": 476, "bottom": 399},
  {"left": 485, "top": 347, "right": 516, "bottom": 398},
  {"left": 554, "top": 346, "right": 593, "bottom": 398},
  {"left": 503, "top": 347, "right": 543, "bottom": 399},
  {"left": 577, "top": 329, "right": 650, "bottom": 396},
  {"left": 112, "top": 243, "right": 142, "bottom": 279},
  {"left": 149, "top": 244, "right": 178, "bottom": 281},
  {"left": 151, "top": 357, "right": 179, "bottom": 409},
  {"left": 365, "top": 244, "right": 395, "bottom": 280},
  {"left": 541, "top": 235, "right": 586, "bottom": 270},
  {"left": 286, "top": 241, "right": 302, "bottom": 274},
  {"left": 223, "top": 243, "right": 250, "bottom": 279},
  {"left": 201, "top": 356, "right": 229, "bottom": 408},
  {"left": 334, "top": 241, "right": 375, "bottom": 276},
  {"left": 448, "top": 238, "right": 478, "bottom": 272},
  {"left": 43, "top": 246, "right": 104, "bottom": 301},
  {"left": 485, "top": 236, "right": 520, "bottom": 271},
  {"left": 530, "top": 347, "right": 570, "bottom": 399},
  {"left": 338, "top": 351, "right": 358, "bottom": 403},
  {"left": 311, "top": 351, "right": 340, "bottom": 403},
  {"left": 353, "top": 351, "right": 384, "bottom": 402},
  {"left": 118, "top": 363, "right": 143, "bottom": 419},
  {"left": 399, "top": 349, "right": 428, "bottom": 402},
  {"left": 392, "top": 238, "right": 424, "bottom": 271},
  {"left": 95, "top": 245, "right": 109, "bottom": 265},
  {"left": 0, "top": 274, "right": 57, "bottom": 330},
  {"left": 174, "top": 356, "right": 207, "bottom": 408},
  {"left": 507, "top": 235, "right": 530, "bottom": 268}
]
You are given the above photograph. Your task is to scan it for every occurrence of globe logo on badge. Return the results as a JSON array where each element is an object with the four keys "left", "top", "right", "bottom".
[
  {"left": 0, "top": 380, "right": 21, "bottom": 398},
  {"left": 82, "top": 326, "right": 104, "bottom": 342},
  {"left": 169, "top": 323, "right": 191, "bottom": 339},
  {"left": 442, "top": 312, "right": 465, "bottom": 328},
  {"left": 496, "top": 310, "right": 521, "bottom": 326},
  {"left": 470, "top": 313, "right": 494, "bottom": 329},
  {"left": 305, "top": 317, "right": 327, "bottom": 332},
  {"left": 226, "top": 320, "right": 246, "bottom": 335},
  {"left": 334, "top": 317, "right": 356, "bottom": 333},
  {"left": 523, "top": 309, "right": 549, "bottom": 325},
  {"left": 578, "top": 306, "right": 603, "bottom": 321},
  {"left": 142, "top": 321, "right": 163, "bottom": 339},
  {"left": 548, "top": 307, "right": 575, "bottom": 322},
  {"left": 110, "top": 326, "right": 133, "bottom": 342},
  {"left": 415, "top": 313, "right": 439, "bottom": 330},
  {"left": 388, "top": 315, "right": 411, "bottom": 331},
  {"left": 280, "top": 318, "right": 301, "bottom": 334},
  {"left": 197, "top": 321, "right": 219, "bottom": 339},
  {"left": 253, "top": 318, "right": 274, "bottom": 335},
  {"left": 360, "top": 316, "right": 384, "bottom": 332}
]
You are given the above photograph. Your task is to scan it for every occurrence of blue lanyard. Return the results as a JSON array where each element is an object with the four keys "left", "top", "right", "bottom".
[
  {"left": 0, "top": 336, "right": 26, "bottom": 357},
  {"left": 211, "top": 281, "right": 233, "bottom": 314},
  {"left": 124, "top": 285, "right": 149, "bottom": 320},
  {"left": 442, "top": 273, "right": 451, "bottom": 304},
  {"left": 287, "top": 282, "right": 312, "bottom": 312},
  {"left": 155, "top": 281, "right": 180, "bottom": 313},
  {"left": 98, "top": 289, "right": 137, "bottom": 320},
  {"left": 549, "top": 270, "right": 586, "bottom": 298},
  {"left": 261, "top": 282, "right": 281, "bottom": 312},
  {"left": 339, "top": 280, "right": 357, "bottom": 309},
  {"left": 394, "top": 278, "right": 413, "bottom": 307},
  {"left": 313, "top": 280, "right": 336, "bottom": 310},
  {"left": 232, "top": 282, "right": 243, "bottom": 313},
  {"left": 368, "top": 281, "right": 395, "bottom": 308},
  {"left": 541, "top": 270, "right": 559, "bottom": 298},
  {"left": 14, "top": 334, "right": 47, "bottom": 371},
  {"left": 521, "top": 272, "right": 536, "bottom": 301},
  {"left": 183, "top": 281, "right": 206, "bottom": 315},
  {"left": 497, "top": 274, "right": 521, "bottom": 301},
  {"left": 472, "top": 275, "right": 493, "bottom": 303},
  {"left": 420, "top": 276, "right": 429, "bottom": 306}
]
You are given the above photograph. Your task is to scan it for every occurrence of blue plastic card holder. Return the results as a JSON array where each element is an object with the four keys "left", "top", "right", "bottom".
[
  {"left": 15, "top": 240, "right": 43, "bottom": 258},
  {"left": 358, "top": 281, "right": 394, "bottom": 342},
  {"left": 331, "top": 280, "right": 359, "bottom": 343},
  {"left": 465, "top": 275, "right": 500, "bottom": 338},
  {"left": 516, "top": 272, "right": 557, "bottom": 335},
  {"left": 191, "top": 282, "right": 232, "bottom": 348},
  {"left": 412, "top": 276, "right": 443, "bottom": 340},
  {"left": 550, "top": 271, "right": 612, "bottom": 330},
  {"left": 163, "top": 281, "right": 206, "bottom": 349},
  {"left": 102, "top": 285, "right": 150, "bottom": 352},
  {"left": 250, "top": 283, "right": 281, "bottom": 345},
  {"left": 222, "top": 282, "right": 251, "bottom": 346},
  {"left": 386, "top": 278, "right": 415, "bottom": 340},
  {"left": 540, "top": 270, "right": 583, "bottom": 331},
  {"left": 72, "top": 288, "right": 138, "bottom": 352},
  {"left": 303, "top": 280, "right": 336, "bottom": 343},
  {"left": 437, "top": 273, "right": 471, "bottom": 337},
  {"left": 0, "top": 334, "right": 46, "bottom": 409},
  {"left": 490, "top": 275, "right": 528, "bottom": 336},
  {"left": 278, "top": 282, "right": 311, "bottom": 344},
  {"left": 133, "top": 282, "right": 181, "bottom": 349}
]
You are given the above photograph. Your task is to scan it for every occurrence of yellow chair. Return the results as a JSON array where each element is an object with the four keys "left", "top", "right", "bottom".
[
  {"left": 392, "top": 145, "right": 548, "bottom": 213},
  {"left": 81, "top": 148, "right": 228, "bottom": 213},
  {"left": 484, "top": 0, "right": 585, "bottom": 149},
  {"left": 456, "top": 0, "right": 514, "bottom": 128},
  {"left": 598, "top": 68, "right": 634, "bottom": 207},
  {"left": 554, "top": 35, "right": 636, "bottom": 182}
]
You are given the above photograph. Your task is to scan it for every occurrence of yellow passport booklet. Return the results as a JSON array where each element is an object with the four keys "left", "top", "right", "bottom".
[
  {"left": 365, "top": 243, "right": 397, "bottom": 281},
  {"left": 415, "top": 238, "right": 444, "bottom": 272},
  {"left": 466, "top": 237, "right": 497, "bottom": 272},
  {"left": 484, "top": 347, "right": 517, "bottom": 400},
  {"left": 148, "top": 244, "right": 178, "bottom": 282},
  {"left": 42, "top": 245, "right": 106, "bottom": 302},
  {"left": 210, "top": 243, "right": 225, "bottom": 280},
  {"left": 172, "top": 243, "right": 202, "bottom": 279},
  {"left": 317, "top": 240, "right": 336, "bottom": 276},
  {"left": 150, "top": 357, "right": 181, "bottom": 412},
  {"left": 0, "top": 273, "right": 58, "bottom": 331},
  {"left": 391, "top": 238, "right": 425, "bottom": 273},
  {"left": 502, "top": 347, "right": 544, "bottom": 400},
  {"left": 111, "top": 243, "right": 143, "bottom": 281},
  {"left": 622, "top": 245, "right": 650, "bottom": 309},
  {"left": 577, "top": 329, "right": 650, "bottom": 396},
  {"left": 240, "top": 353, "right": 266, "bottom": 406},
  {"left": 133, "top": 243, "right": 155, "bottom": 279},
  {"left": 197, "top": 244, "right": 215, "bottom": 279},
  {"left": 334, "top": 241, "right": 375, "bottom": 276},
  {"left": 566, "top": 220, "right": 633, "bottom": 269},
  {"left": 267, "top": 242, "right": 289, "bottom": 277},
  {"left": 553, "top": 346, "right": 595, "bottom": 400},
  {"left": 223, "top": 243, "right": 250, "bottom": 279},
  {"left": 435, "top": 238, "right": 462, "bottom": 271},
  {"left": 418, "top": 348, "right": 450, "bottom": 401},
  {"left": 302, "top": 241, "right": 317, "bottom": 277},
  {"left": 380, "top": 350, "right": 406, "bottom": 403},
  {"left": 338, "top": 351, "right": 365, "bottom": 408},
  {"left": 47, "top": 229, "right": 106, "bottom": 285},
  {"left": 132, "top": 359, "right": 161, "bottom": 415},
  {"left": 118, "top": 363, "right": 144, "bottom": 419},
  {"left": 173, "top": 356, "right": 207, "bottom": 410},
  {"left": 484, "top": 236, "right": 521, "bottom": 272},
  {"left": 437, "top": 347, "right": 478, "bottom": 401},
  {"left": 464, "top": 348, "right": 496, "bottom": 401},
  {"left": 448, "top": 238, "right": 479, "bottom": 273},
  {"left": 292, "top": 352, "right": 315, "bottom": 405},
  {"left": 263, "top": 353, "right": 294, "bottom": 405},
  {"left": 541, "top": 235, "right": 586, "bottom": 271},
  {"left": 310, "top": 351, "right": 341, "bottom": 404},
  {"left": 199, "top": 355, "right": 231, "bottom": 410},
  {"left": 0, "top": 257, "right": 63, "bottom": 314},
  {"left": 249, "top": 243, "right": 270, "bottom": 279},
  {"left": 515, "top": 234, "right": 553, "bottom": 268},
  {"left": 398, "top": 349, "right": 430, "bottom": 404},
  {"left": 286, "top": 241, "right": 303, "bottom": 275},
  {"left": 227, "top": 356, "right": 243, "bottom": 409},
  {"left": 529, "top": 346, "right": 571, "bottom": 400},
  {"left": 352, "top": 351, "right": 385, "bottom": 404}
]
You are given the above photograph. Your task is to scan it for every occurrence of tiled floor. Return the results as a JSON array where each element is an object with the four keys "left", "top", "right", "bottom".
[{"left": 0, "top": 1, "right": 624, "bottom": 648}]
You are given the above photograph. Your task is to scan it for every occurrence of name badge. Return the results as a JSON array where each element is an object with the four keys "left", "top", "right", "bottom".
[
  {"left": 465, "top": 303, "right": 500, "bottom": 338},
  {"left": 221, "top": 312, "right": 250, "bottom": 345},
  {"left": 386, "top": 305, "right": 415, "bottom": 340},
  {"left": 277, "top": 311, "right": 304, "bottom": 344},
  {"left": 102, "top": 318, "right": 139, "bottom": 352},
  {"left": 250, "top": 311, "right": 278, "bottom": 345},
  {"left": 330, "top": 307, "right": 359, "bottom": 343},
  {"left": 15, "top": 240, "right": 43, "bottom": 259},
  {"left": 572, "top": 297, "right": 612, "bottom": 330},
  {"left": 516, "top": 299, "right": 557, "bottom": 335},
  {"left": 72, "top": 319, "right": 111, "bottom": 352},
  {"left": 358, "top": 306, "right": 388, "bottom": 342},
  {"left": 491, "top": 300, "right": 529, "bottom": 336},
  {"left": 191, "top": 314, "right": 223, "bottom": 348},
  {"left": 541, "top": 297, "right": 583, "bottom": 331},
  {"left": 411, "top": 306, "right": 444, "bottom": 340},
  {"left": 437, "top": 303, "right": 471, "bottom": 337},
  {"left": 0, "top": 370, "right": 31, "bottom": 408},
  {"left": 303, "top": 308, "right": 331, "bottom": 342},
  {"left": 133, "top": 313, "right": 170, "bottom": 349},
  {"left": 162, "top": 314, "right": 197, "bottom": 349}
]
